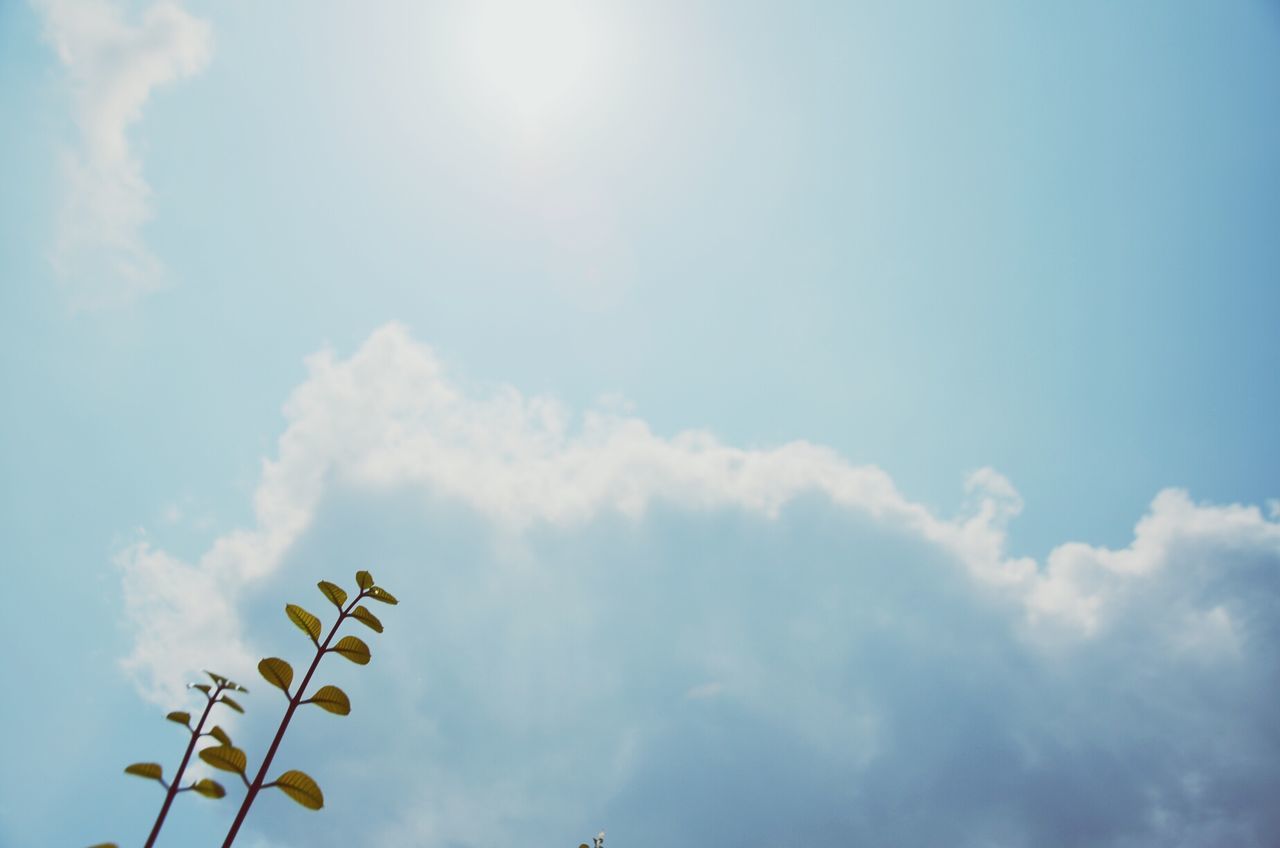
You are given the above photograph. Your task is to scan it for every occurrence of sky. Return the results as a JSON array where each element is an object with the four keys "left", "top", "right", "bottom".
[{"left": 1, "top": 1, "right": 1278, "bottom": 846}]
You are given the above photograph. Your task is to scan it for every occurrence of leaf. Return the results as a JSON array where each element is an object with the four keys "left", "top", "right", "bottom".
[
  {"left": 206, "top": 670, "right": 248, "bottom": 692},
  {"left": 218, "top": 695, "right": 245, "bottom": 714},
  {"left": 208, "top": 725, "right": 233, "bottom": 747},
  {"left": 355, "top": 570, "right": 375, "bottom": 590},
  {"left": 331, "top": 635, "right": 371, "bottom": 665},
  {"left": 368, "top": 586, "right": 399, "bottom": 605},
  {"left": 318, "top": 580, "right": 348, "bottom": 609},
  {"left": 258, "top": 657, "right": 294, "bottom": 694},
  {"left": 124, "top": 762, "right": 164, "bottom": 782},
  {"left": 286, "top": 603, "right": 323, "bottom": 643},
  {"left": 87, "top": 843, "right": 119, "bottom": 847},
  {"left": 166, "top": 711, "right": 191, "bottom": 726},
  {"left": 350, "top": 605, "right": 383, "bottom": 633},
  {"left": 271, "top": 769, "right": 324, "bottom": 810},
  {"left": 191, "top": 778, "right": 226, "bottom": 799},
  {"left": 191, "top": 684, "right": 212, "bottom": 695},
  {"left": 306, "top": 685, "right": 351, "bottom": 715},
  {"left": 199, "top": 745, "right": 247, "bottom": 775}
]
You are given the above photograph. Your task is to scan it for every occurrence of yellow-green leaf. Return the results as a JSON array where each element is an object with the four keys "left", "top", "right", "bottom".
[
  {"left": 355, "top": 570, "right": 375, "bottom": 590},
  {"left": 317, "top": 580, "right": 347, "bottom": 609},
  {"left": 204, "top": 670, "right": 227, "bottom": 687},
  {"left": 208, "top": 725, "right": 232, "bottom": 747},
  {"left": 286, "top": 603, "right": 323, "bottom": 642},
  {"left": 87, "top": 843, "right": 119, "bottom": 847},
  {"left": 350, "top": 605, "right": 383, "bottom": 633},
  {"left": 166, "top": 711, "right": 191, "bottom": 726},
  {"left": 124, "top": 762, "right": 163, "bottom": 782},
  {"left": 191, "top": 683, "right": 212, "bottom": 695},
  {"left": 368, "top": 586, "right": 398, "bottom": 605},
  {"left": 306, "top": 685, "right": 351, "bottom": 715},
  {"left": 199, "top": 745, "right": 247, "bottom": 775},
  {"left": 331, "top": 635, "right": 371, "bottom": 665},
  {"left": 218, "top": 695, "right": 245, "bottom": 714},
  {"left": 258, "top": 657, "right": 294, "bottom": 694},
  {"left": 191, "top": 778, "right": 226, "bottom": 799},
  {"left": 271, "top": 769, "right": 324, "bottom": 810}
]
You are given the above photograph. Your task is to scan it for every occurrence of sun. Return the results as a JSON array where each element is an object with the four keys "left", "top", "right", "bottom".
[{"left": 457, "top": 0, "right": 611, "bottom": 134}]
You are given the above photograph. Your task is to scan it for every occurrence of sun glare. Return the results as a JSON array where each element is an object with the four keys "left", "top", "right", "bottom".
[{"left": 458, "top": 1, "right": 610, "bottom": 133}]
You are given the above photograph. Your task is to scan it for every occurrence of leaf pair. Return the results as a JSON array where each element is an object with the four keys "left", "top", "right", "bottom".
[
  {"left": 259, "top": 657, "right": 351, "bottom": 714},
  {"left": 124, "top": 763, "right": 225, "bottom": 798},
  {"left": 356, "top": 569, "right": 399, "bottom": 605}
]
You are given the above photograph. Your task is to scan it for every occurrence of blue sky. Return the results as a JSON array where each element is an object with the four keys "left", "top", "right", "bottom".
[{"left": 1, "top": 1, "right": 1278, "bottom": 846}]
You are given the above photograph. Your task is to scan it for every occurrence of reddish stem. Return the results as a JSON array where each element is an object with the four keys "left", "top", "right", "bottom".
[
  {"left": 143, "top": 681, "right": 226, "bottom": 848},
  {"left": 220, "top": 591, "right": 364, "bottom": 847}
]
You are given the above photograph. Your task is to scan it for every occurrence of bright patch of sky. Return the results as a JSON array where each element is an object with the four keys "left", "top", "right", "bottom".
[{"left": 1, "top": 2, "right": 1278, "bottom": 846}]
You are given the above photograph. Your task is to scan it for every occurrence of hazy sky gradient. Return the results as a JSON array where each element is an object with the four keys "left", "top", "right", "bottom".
[{"left": 1, "top": 2, "right": 1278, "bottom": 846}]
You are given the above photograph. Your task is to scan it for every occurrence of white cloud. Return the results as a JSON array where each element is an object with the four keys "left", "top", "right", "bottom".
[
  {"left": 115, "top": 324, "right": 1280, "bottom": 845},
  {"left": 34, "top": 0, "right": 212, "bottom": 305}
]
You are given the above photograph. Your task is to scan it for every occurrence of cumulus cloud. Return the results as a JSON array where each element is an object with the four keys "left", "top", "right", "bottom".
[
  {"left": 35, "top": 0, "right": 212, "bottom": 305},
  {"left": 117, "top": 324, "right": 1280, "bottom": 846}
]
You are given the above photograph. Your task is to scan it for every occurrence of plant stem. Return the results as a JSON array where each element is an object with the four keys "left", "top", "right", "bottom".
[
  {"left": 143, "top": 681, "right": 226, "bottom": 848},
  {"left": 220, "top": 591, "right": 364, "bottom": 847}
]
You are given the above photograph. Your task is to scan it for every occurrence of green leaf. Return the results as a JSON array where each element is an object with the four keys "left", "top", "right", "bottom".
[
  {"left": 191, "top": 683, "right": 212, "bottom": 695},
  {"left": 166, "top": 711, "right": 191, "bottom": 726},
  {"left": 258, "top": 657, "right": 294, "bottom": 694},
  {"left": 270, "top": 769, "right": 324, "bottom": 810},
  {"left": 306, "top": 685, "right": 351, "bottom": 715},
  {"left": 318, "top": 580, "right": 348, "bottom": 609},
  {"left": 286, "top": 603, "right": 323, "bottom": 643},
  {"left": 218, "top": 695, "right": 245, "bottom": 714},
  {"left": 355, "top": 570, "right": 375, "bottom": 590},
  {"left": 191, "top": 778, "right": 226, "bottom": 799},
  {"left": 350, "top": 605, "right": 383, "bottom": 633},
  {"left": 204, "top": 670, "right": 227, "bottom": 687},
  {"left": 124, "top": 762, "right": 164, "bottom": 782},
  {"left": 208, "top": 725, "right": 233, "bottom": 747},
  {"left": 331, "top": 635, "right": 371, "bottom": 665},
  {"left": 368, "top": 586, "right": 398, "bottom": 605},
  {"left": 199, "top": 745, "right": 247, "bottom": 775}
]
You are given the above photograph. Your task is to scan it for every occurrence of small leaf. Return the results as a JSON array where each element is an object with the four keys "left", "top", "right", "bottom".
[
  {"left": 191, "top": 684, "right": 212, "bottom": 695},
  {"left": 166, "top": 711, "right": 191, "bottom": 726},
  {"left": 199, "top": 745, "right": 247, "bottom": 775},
  {"left": 331, "top": 635, "right": 371, "bottom": 665},
  {"left": 87, "top": 843, "right": 119, "bottom": 847},
  {"left": 258, "top": 657, "right": 294, "bottom": 694},
  {"left": 218, "top": 695, "right": 245, "bottom": 714},
  {"left": 191, "top": 778, "right": 226, "bottom": 799},
  {"left": 306, "top": 685, "right": 351, "bottom": 715},
  {"left": 286, "top": 603, "right": 323, "bottom": 643},
  {"left": 368, "top": 586, "right": 398, "bottom": 605},
  {"left": 350, "top": 605, "right": 383, "bottom": 633},
  {"left": 124, "top": 763, "right": 164, "bottom": 782},
  {"left": 206, "top": 670, "right": 248, "bottom": 692},
  {"left": 355, "top": 570, "right": 375, "bottom": 590},
  {"left": 208, "top": 725, "right": 233, "bottom": 747},
  {"left": 271, "top": 769, "right": 324, "bottom": 810},
  {"left": 317, "top": 580, "right": 348, "bottom": 609}
]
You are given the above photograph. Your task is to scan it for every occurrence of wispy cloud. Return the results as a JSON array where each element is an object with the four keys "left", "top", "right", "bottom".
[
  {"left": 34, "top": 0, "right": 211, "bottom": 306},
  {"left": 116, "top": 324, "right": 1280, "bottom": 845}
]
